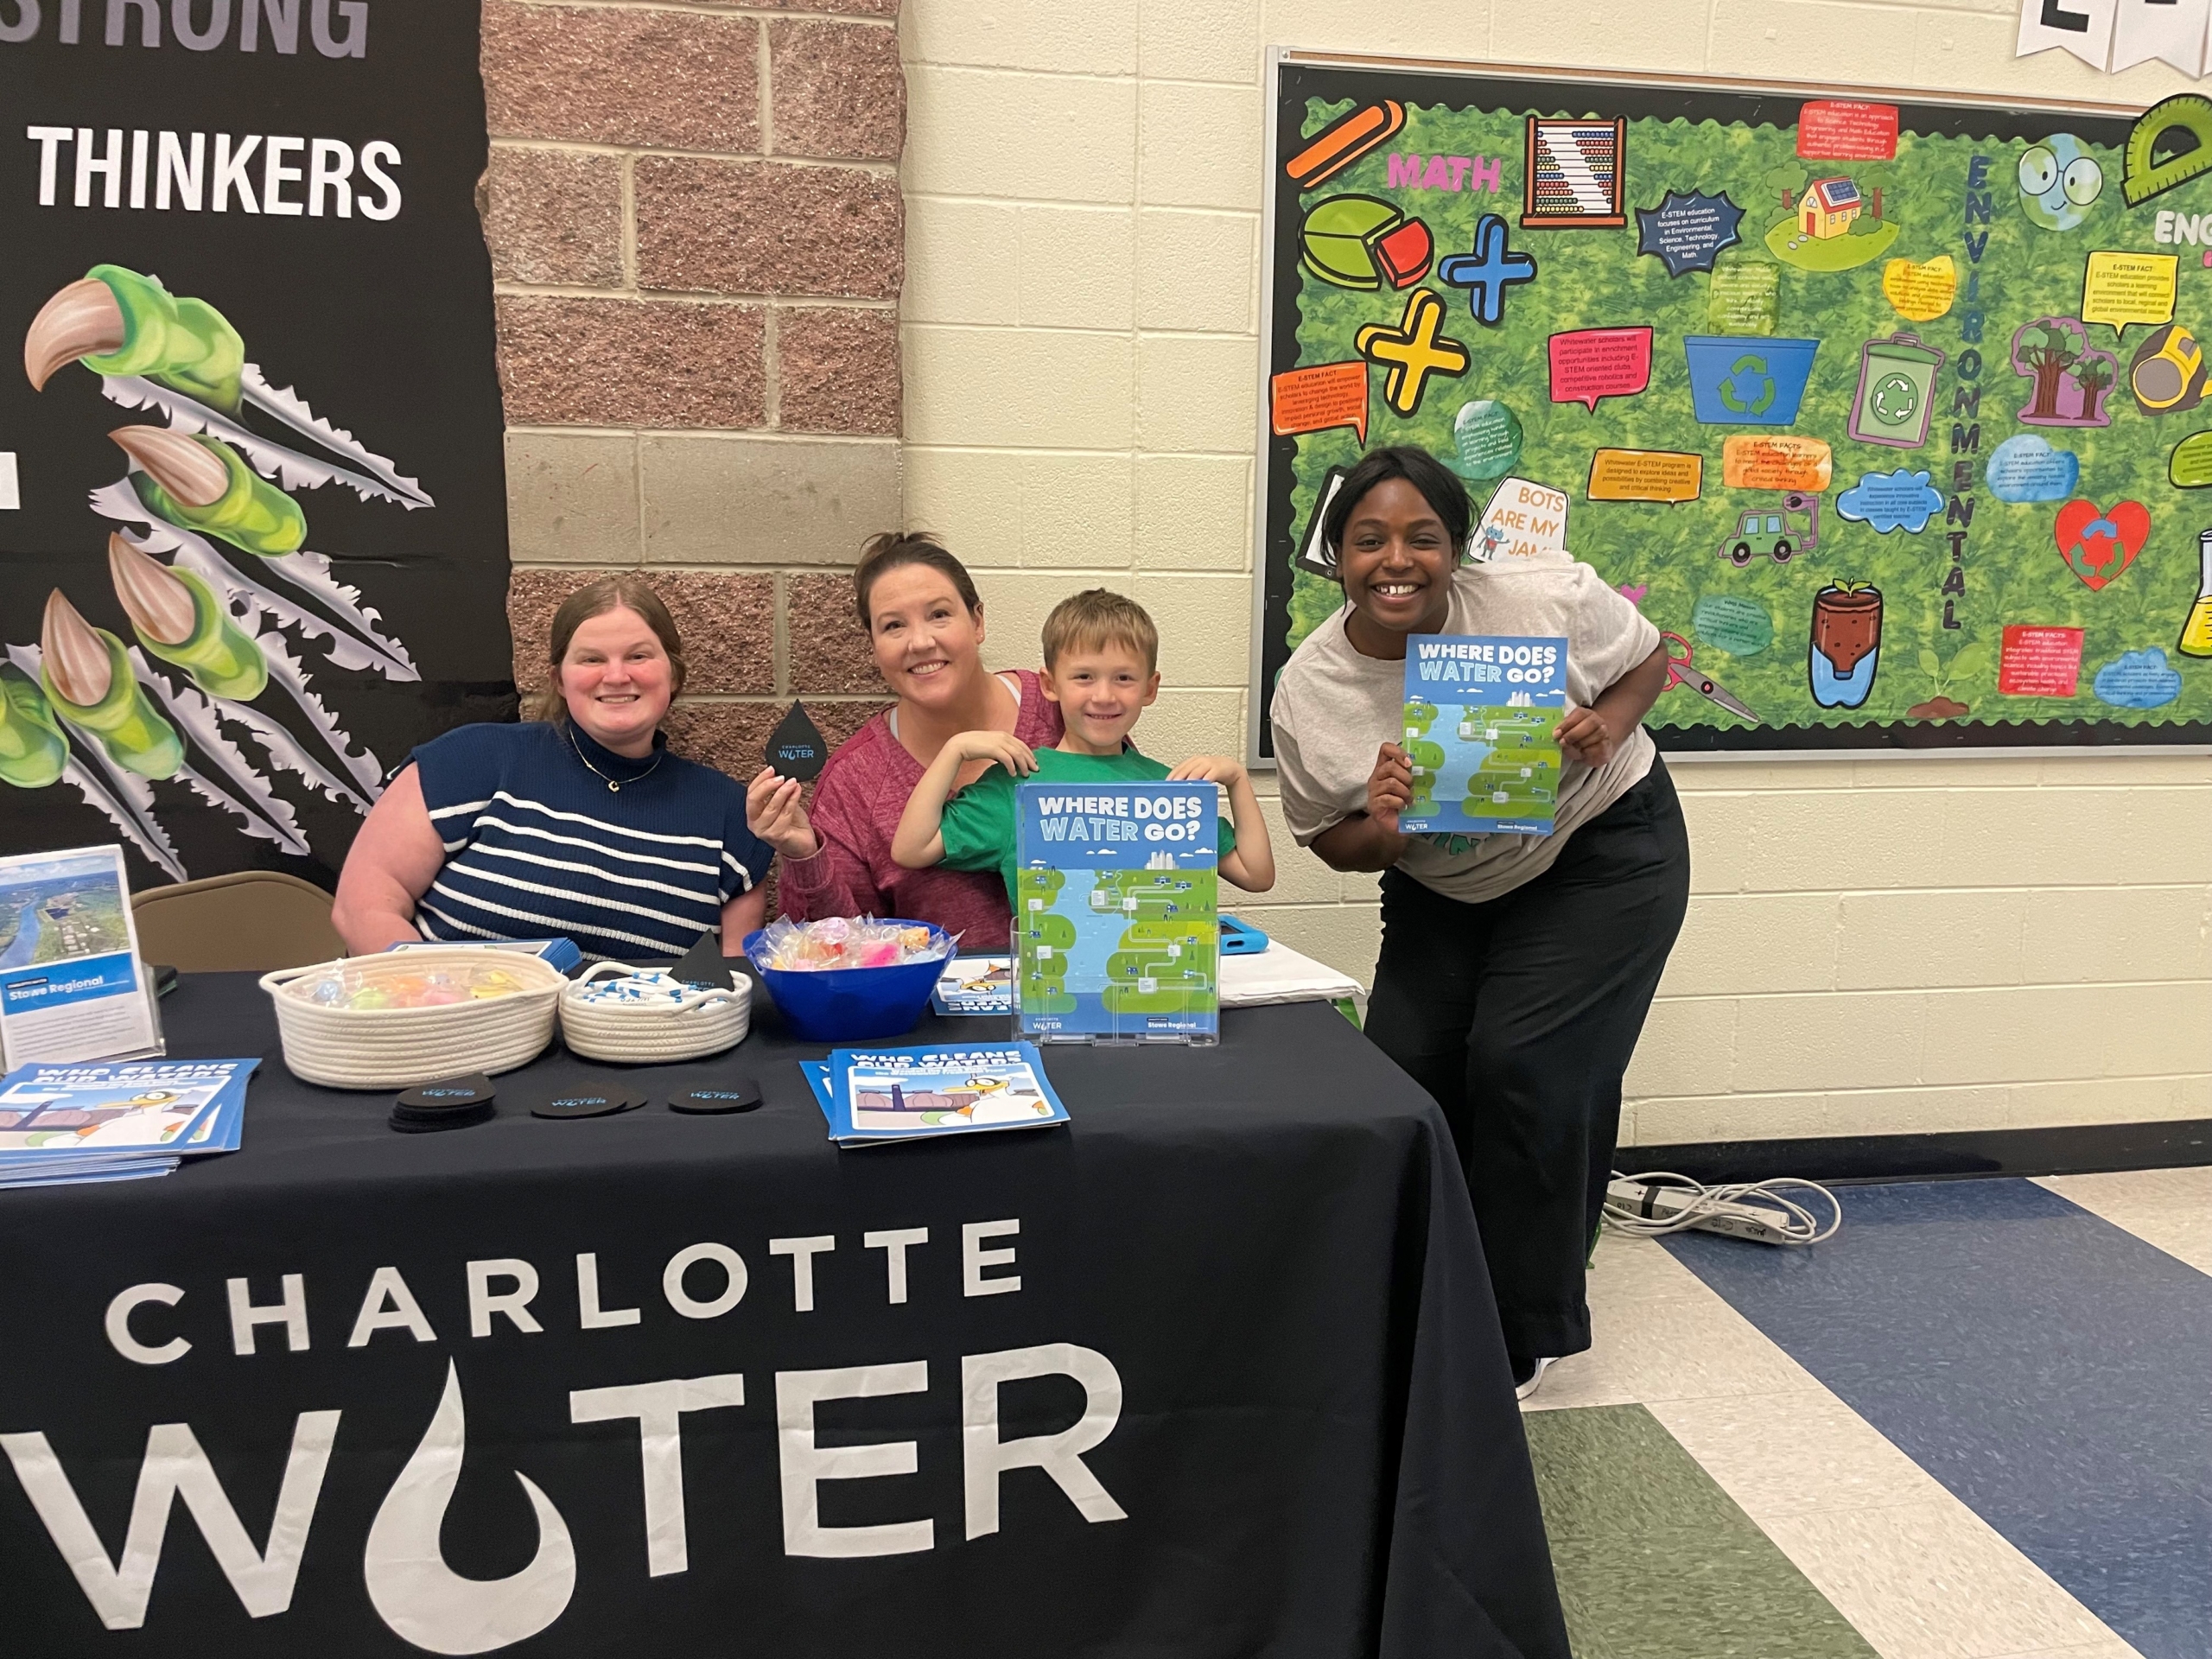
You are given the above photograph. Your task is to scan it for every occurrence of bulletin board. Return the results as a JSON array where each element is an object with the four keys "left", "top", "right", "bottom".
[{"left": 1252, "top": 55, "right": 2212, "bottom": 759}]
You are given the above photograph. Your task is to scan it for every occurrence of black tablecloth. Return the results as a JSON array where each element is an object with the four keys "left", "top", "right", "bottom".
[{"left": 0, "top": 973, "right": 1567, "bottom": 1658}]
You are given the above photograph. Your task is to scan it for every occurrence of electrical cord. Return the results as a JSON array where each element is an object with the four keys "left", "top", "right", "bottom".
[{"left": 1602, "top": 1170, "right": 1843, "bottom": 1245}]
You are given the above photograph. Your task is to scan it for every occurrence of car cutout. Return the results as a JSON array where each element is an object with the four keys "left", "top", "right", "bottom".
[{"left": 1717, "top": 489, "right": 1821, "bottom": 566}]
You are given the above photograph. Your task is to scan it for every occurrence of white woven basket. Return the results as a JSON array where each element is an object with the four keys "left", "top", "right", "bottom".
[
  {"left": 558, "top": 963, "right": 752, "bottom": 1064},
  {"left": 260, "top": 950, "right": 566, "bottom": 1090}
]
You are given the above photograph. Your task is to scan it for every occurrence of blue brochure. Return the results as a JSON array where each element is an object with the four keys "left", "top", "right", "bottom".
[
  {"left": 801, "top": 1059, "right": 833, "bottom": 1124},
  {"left": 0, "top": 1056, "right": 257, "bottom": 1186},
  {"left": 932, "top": 955, "right": 1013, "bottom": 1015},
  {"left": 822, "top": 1042, "right": 1067, "bottom": 1147},
  {"left": 1013, "top": 779, "right": 1220, "bottom": 1043},
  {"left": 1399, "top": 634, "right": 1568, "bottom": 836}
]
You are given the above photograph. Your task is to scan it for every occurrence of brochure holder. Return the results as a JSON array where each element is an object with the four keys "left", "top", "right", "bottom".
[{"left": 0, "top": 845, "right": 163, "bottom": 1069}]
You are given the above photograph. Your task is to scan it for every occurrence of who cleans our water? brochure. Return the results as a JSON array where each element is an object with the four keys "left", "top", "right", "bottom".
[
  {"left": 0, "top": 1056, "right": 256, "bottom": 1186},
  {"left": 817, "top": 1044, "right": 1069, "bottom": 1147},
  {"left": 1399, "top": 635, "right": 1569, "bottom": 837},
  {"left": 932, "top": 955, "right": 1013, "bottom": 1015}
]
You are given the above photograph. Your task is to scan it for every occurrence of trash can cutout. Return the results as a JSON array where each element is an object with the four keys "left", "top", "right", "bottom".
[
  {"left": 1683, "top": 336, "right": 1820, "bottom": 426},
  {"left": 1849, "top": 332, "right": 1946, "bottom": 448}
]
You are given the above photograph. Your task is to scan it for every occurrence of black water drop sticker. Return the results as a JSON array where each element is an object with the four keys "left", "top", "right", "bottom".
[
  {"left": 765, "top": 701, "right": 827, "bottom": 782},
  {"left": 671, "top": 929, "right": 734, "bottom": 990}
]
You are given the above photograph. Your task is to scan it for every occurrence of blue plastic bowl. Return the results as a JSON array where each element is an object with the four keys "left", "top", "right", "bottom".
[{"left": 742, "top": 921, "right": 955, "bottom": 1043}]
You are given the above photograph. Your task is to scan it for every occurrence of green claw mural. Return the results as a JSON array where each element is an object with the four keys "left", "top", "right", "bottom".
[
  {"left": 40, "top": 591, "right": 185, "bottom": 780},
  {"left": 0, "top": 666, "right": 69, "bottom": 791},
  {"left": 109, "top": 535, "right": 269, "bottom": 701},
  {"left": 14, "top": 230, "right": 461, "bottom": 874},
  {"left": 111, "top": 426, "right": 307, "bottom": 557},
  {"left": 23, "top": 264, "right": 244, "bottom": 410}
]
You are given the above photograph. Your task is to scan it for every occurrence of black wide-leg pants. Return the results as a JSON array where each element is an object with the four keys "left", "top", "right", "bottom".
[{"left": 1365, "top": 757, "right": 1692, "bottom": 1361}]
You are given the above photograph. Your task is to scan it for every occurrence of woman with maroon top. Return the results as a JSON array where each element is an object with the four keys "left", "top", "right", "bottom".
[{"left": 747, "top": 533, "right": 1064, "bottom": 950}]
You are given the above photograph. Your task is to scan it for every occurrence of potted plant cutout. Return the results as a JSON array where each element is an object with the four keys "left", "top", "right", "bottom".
[{"left": 1907, "top": 638, "right": 1990, "bottom": 720}]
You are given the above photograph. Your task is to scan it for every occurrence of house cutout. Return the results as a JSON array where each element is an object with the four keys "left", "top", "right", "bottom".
[{"left": 1799, "top": 176, "right": 1862, "bottom": 238}]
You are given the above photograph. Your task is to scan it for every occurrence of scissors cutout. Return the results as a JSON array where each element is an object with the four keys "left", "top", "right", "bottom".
[{"left": 1661, "top": 632, "right": 1761, "bottom": 725}]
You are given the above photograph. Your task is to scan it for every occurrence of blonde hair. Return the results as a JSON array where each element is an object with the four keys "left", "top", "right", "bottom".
[
  {"left": 1040, "top": 588, "right": 1158, "bottom": 675},
  {"left": 527, "top": 574, "right": 687, "bottom": 723}
]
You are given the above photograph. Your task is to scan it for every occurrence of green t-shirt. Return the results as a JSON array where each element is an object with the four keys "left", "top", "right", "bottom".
[{"left": 938, "top": 746, "right": 1237, "bottom": 906}]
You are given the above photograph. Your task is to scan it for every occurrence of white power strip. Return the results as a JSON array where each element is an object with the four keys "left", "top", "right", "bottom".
[{"left": 1603, "top": 1172, "right": 1842, "bottom": 1247}]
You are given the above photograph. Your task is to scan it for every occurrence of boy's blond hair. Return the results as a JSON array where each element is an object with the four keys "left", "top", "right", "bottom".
[{"left": 1040, "top": 588, "right": 1159, "bottom": 675}]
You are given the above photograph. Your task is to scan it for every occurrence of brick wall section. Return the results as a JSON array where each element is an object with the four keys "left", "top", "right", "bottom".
[{"left": 481, "top": 0, "right": 905, "bottom": 802}]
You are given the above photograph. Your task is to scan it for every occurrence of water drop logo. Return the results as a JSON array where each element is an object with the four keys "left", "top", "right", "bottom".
[{"left": 364, "top": 1361, "right": 575, "bottom": 1655}]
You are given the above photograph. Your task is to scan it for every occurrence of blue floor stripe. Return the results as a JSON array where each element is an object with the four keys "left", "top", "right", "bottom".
[{"left": 1662, "top": 1179, "right": 2212, "bottom": 1659}]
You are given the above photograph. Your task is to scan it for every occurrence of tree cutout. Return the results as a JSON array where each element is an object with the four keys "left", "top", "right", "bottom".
[
  {"left": 2072, "top": 357, "right": 2114, "bottom": 422},
  {"left": 2010, "top": 316, "right": 2118, "bottom": 429},
  {"left": 2016, "top": 323, "right": 2080, "bottom": 418},
  {"left": 1851, "top": 164, "right": 1895, "bottom": 230},
  {"left": 1761, "top": 162, "right": 1808, "bottom": 215}
]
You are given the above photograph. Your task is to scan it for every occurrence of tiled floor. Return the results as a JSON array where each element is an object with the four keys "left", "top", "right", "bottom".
[{"left": 1522, "top": 1169, "right": 2212, "bottom": 1659}]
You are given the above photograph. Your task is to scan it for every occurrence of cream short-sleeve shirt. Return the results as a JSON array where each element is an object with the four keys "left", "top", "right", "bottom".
[{"left": 1271, "top": 556, "right": 1660, "bottom": 905}]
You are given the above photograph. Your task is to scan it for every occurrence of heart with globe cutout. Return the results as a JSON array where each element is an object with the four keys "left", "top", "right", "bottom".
[{"left": 2052, "top": 498, "right": 2150, "bottom": 591}]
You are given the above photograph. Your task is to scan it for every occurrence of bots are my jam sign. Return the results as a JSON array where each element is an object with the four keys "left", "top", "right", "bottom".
[{"left": 0, "top": 3, "right": 512, "bottom": 882}]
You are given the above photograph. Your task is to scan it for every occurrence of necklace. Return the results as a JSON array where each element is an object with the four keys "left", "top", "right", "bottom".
[{"left": 569, "top": 726, "right": 662, "bottom": 793}]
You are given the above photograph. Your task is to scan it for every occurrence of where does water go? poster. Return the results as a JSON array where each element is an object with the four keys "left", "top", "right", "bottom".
[{"left": 1256, "top": 60, "right": 2212, "bottom": 755}]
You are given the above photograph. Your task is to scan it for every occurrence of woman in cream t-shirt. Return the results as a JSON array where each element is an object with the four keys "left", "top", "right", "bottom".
[{"left": 1272, "top": 446, "right": 1691, "bottom": 1400}]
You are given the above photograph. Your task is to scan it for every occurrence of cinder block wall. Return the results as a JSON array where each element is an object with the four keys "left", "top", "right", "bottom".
[
  {"left": 897, "top": 0, "right": 2212, "bottom": 1145},
  {"left": 480, "top": 0, "right": 906, "bottom": 775}
]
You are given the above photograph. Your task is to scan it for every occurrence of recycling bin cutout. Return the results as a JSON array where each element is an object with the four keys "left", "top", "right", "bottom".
[{"left": 1683, "top": 336, "right": 1820, "bottom": 425}]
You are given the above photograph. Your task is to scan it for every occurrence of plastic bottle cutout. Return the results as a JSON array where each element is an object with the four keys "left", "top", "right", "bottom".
[
  {"left": 765, "top": 700, "right": 827, "bottom": 782},
  {"left": 363, "top": 1360, "right": 575, "bottom": 1655},
  {"left": 2180, "top": 530, "right": 2212, "bottom": 658},
  {"left": 1808, "top": 583, "right": 1884, "bottom": 709}
]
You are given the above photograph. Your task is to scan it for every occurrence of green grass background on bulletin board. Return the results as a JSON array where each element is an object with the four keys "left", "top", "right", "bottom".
[{"left": 1281, "top": 97, "right": 2212, "bottom": 731}]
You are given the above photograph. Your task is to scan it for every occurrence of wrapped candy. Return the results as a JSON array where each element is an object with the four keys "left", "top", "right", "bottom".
[
  {"left": 751, "top": 916, "right": 956, "bottom": 973},
  {"left": 282, "top": 959, "right": 536, "bottom": 1011},
  {"left": 573, "top": 969, "right": 702, "bottom": 1006}
]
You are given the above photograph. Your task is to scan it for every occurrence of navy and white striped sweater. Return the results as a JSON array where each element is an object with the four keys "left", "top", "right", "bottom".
[{"left": 409, "top": 721, "right": 771, "bottom": 961}]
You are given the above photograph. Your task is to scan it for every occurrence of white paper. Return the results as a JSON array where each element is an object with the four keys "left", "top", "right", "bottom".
[
  {"left": 2018, "top": 0, "right": 2118, "bottom": 68},
  {"left": 1219, "top": 941, "right": 1365, "bottom": 1008},
  {"left": 1475, "top": 476, "right": 1573, "bottom": 563},
  {"left": 2110, "top": 0, "right": 2208, "bottom": 72}
]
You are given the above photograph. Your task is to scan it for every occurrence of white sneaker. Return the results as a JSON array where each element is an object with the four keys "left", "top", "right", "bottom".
[{"left": 1514, "top": 1357, "right": 1555, "bottom": 1401}]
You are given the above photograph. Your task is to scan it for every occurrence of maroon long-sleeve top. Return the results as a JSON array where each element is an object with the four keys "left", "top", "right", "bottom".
[{"left": 777, "top": 670, "right": 1065, "bottom": 950}]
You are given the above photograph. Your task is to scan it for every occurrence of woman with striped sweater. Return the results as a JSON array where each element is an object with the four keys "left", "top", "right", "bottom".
[{"left": 333, "top": 575, "right": 784, "bottom": 961}]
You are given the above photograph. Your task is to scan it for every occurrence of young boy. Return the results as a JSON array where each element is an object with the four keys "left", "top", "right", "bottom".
[{"left": 891, "top": 588, "right": 1275, "bottom": 903}]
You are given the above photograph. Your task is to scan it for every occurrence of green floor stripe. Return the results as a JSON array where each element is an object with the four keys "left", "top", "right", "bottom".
[{"left": 1524, "top": 1405, "right": 1878, "bottom": 1659}]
